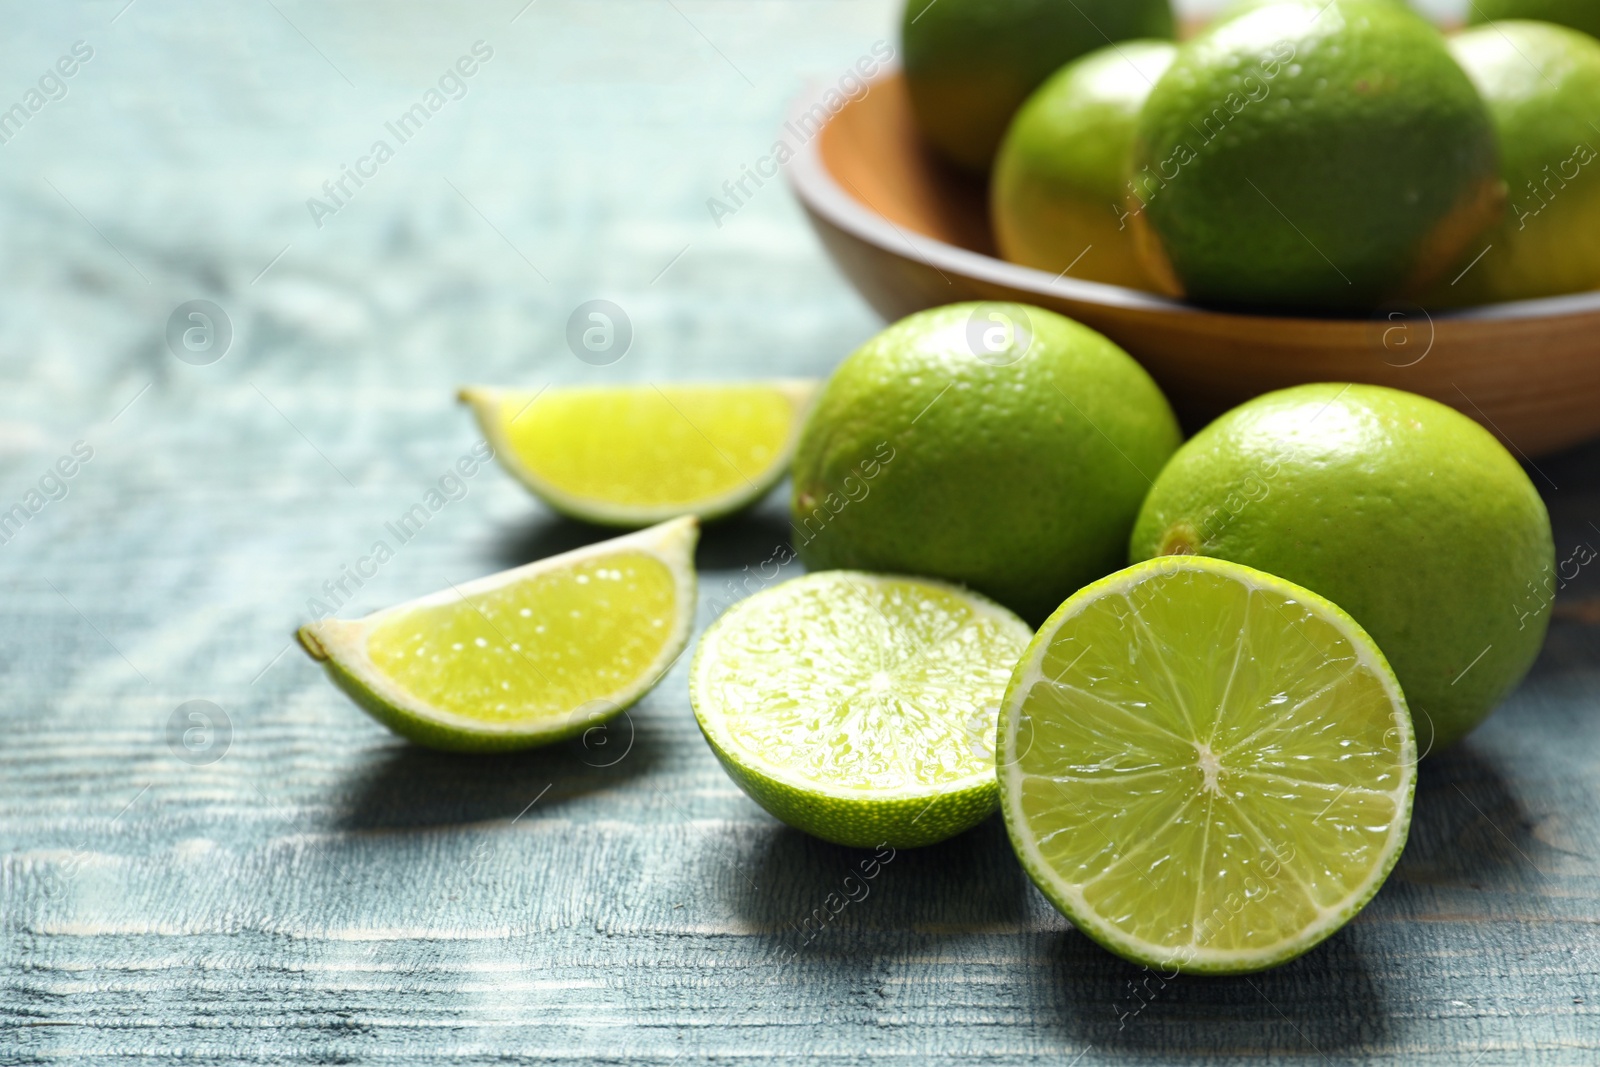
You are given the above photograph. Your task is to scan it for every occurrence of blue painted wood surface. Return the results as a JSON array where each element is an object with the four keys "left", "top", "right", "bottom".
[{"left": 0, "top": 2, "right": 1595, "bottom": 1063}]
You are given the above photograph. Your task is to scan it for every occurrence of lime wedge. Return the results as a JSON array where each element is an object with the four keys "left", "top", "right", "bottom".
[
  {"left": 690, "top": 571, "right": 1033, "bottom": 848},
  {"left": 999, "top": 556, "right": 1415, "bottom": 974},
  {"left": 297, "top": 518, "right": 698, "bottom": 752},
  {"left": 461, "top": 382, "right": 817, "bottom": 527}
]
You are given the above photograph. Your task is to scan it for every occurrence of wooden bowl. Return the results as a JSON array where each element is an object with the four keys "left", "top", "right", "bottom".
[{"left": 787, "top": 70, "right": 1600, "bottom": 457}]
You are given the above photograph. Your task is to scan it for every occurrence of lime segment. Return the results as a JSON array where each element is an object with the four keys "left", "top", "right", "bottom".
[
  {"left": 298, "top": 517, "right": 698, "bottom": 752},
  {"left": 365, "top": 550, "right": 677, "bottom": 723},
  {"left": 691, "top": 571, "right": 1033, "bottom": 848},
  {"left": 1000, "top": 556, "right": 1415, "bottom": 974},
  {"left": 463, "top": 382, "right": 816, "bottom": 527}
]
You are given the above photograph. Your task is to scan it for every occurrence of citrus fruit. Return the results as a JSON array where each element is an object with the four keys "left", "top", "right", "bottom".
[
  {"left": 1469, "top": 0, "right": 1600, "bottom": 40},
  {"left": 297, "top": 517, "right": 698, "bottom": 752},
  {"left": 690, "top": 570, "right": 1033, "bottom": 848},
  {"left": 1129, "top": 0, "right": 1502, "bottom": 312},
  {"left": 791, "top": 303, "right": 1180, "bottom": 624},
  {"left": 992, "top": 41, "right": 1177, "bottom": 289},
  {"left": 902, "top": 0, "right": 1175, "bottom": 172},
  {"left": 1129, "top": 384, "right": 1555, "bottom": 752},
  {"left": 1431, "top": 21, "right": 1600, "bottom": 304},
  {"left": 1000, "top": 555, "right": 1416, "bottom": 974},
  {"left": 461, "top": 381, "right": 816, "bottom": 527}
]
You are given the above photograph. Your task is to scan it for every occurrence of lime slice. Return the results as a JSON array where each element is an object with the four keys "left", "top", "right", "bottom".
[
  {"left": 461, "top": 382, "right": 817, "bottom": 527},
  {"left": 999, "top": 556, "right": 1415, "bottom": 974},
  {"left": 297, "top": 518, "right": 698, "bottom": 752},
  {"left": 690, "top": 571, "right": 1034, "bottom": 848}
]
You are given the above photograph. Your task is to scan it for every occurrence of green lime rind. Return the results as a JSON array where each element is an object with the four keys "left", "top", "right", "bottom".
[
  {"left": 1468, "top": 0, "right": 1600, "bottom": 39},
  {"left": 691, "top": 570, "right": 1034, "bottom": 849},
  {"left": 999, "top": 555, "right": 1417, "bottom": 975},
  {"left": 902, "top": 0, "right": 1175, "bottom": 172},
  {"left": 298, "top": 518, "right": 698, "bottom": 754},
  {"left": 991, "top": 40, "right": 1177, "bottom": 289},
  {"left": 696, "top": 728, "right": 1002, "bottom": 849},
  {"left": 311, "top": 652, "right": 632, "bottom": 754},
  {"left": 1433, "top": 21, "right": 1600, "bottom": 305},
  {"left": 791, "top": 303, "right": 1180, "bottom": 625},
  {"left": 1132, "top": 0, "right": 1500, "bottom": 312}
]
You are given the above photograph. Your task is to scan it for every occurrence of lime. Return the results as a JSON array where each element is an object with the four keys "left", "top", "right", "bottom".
[
  {"left": 992, "top": 41, "right": 1177, "bottom": 289},
  {"left": 1432, "top": 21, "right": 1600, "bottom": 304},
  {"left": 791, "top": 303, "right": 1180, "bottom": 624},
  {"left": 902, "top": 0, "right": 1175, "bottom": 172},
  {"left": 1000, "top": 555, "right": 1415, "bottom": 974},
  {"left": 1130, "top": 384, "right": 1555, "bottom": 752},
  {"left": 462, "top": 382, "right": 816, "bottom": 527},
  {"left": 691, "top": 571, "right": 1033, "bottom": 848},
  {"left": 1469, "top": 0, "right": 1600, "bottom": 40},
  {"left": 297, "top": 517, "right": 698, "bottom": 752},
  {"left": 1130, "top": 0, "right": 1502, "bottom": 312}
]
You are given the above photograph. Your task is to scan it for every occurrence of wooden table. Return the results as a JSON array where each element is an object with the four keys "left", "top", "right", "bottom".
[{"left": 1, "top": 2, "right": 1595, "bottom": 1063}]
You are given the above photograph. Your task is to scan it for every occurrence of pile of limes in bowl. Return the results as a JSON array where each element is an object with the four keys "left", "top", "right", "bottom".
[{"left": 903, "top": 0, "right": 1600, "bottom": 311}]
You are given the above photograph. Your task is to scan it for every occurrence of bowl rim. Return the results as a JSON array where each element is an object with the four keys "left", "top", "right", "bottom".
[{"left": 786, "top": 68, "right": 1600, "bottom": 327}]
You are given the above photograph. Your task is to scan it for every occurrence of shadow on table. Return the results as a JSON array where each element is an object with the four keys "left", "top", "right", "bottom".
[
  {"left": 715, "top": 745, "right": 1543, "bottom": 1058},
  {"left": 720, "top": 814, "right": 1394, "bottom": 1056},
  {"left": 486, "top": 496, "right": 794, "bottom": 574},
  {"left": 723, "top": 813, "right": 1036, "bottom": 942},
  {"left": 334, "top": 716, "right": 661, "bottom": 831},
  {"left": 1397, "top": 739, "right": 1553, "bottom": 885},
  {"left": 1039, "top": 928, "right": 1390, "bottom": 1056}
]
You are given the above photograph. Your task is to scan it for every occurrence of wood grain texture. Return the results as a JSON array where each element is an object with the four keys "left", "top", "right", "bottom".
[{"left": 1, "top": 2, "right": 1598, "bottom": 1064}]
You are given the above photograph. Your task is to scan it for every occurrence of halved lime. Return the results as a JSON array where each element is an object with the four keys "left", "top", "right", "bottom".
[
  {"left": 297, "top": 517, "right": 698, "bottom": 752},
  {"left": 999, "top": 556, "right": 1415, "bottom": 974},
  {"left": 461, "top": 382, "right": 816, "bottom": 527},
  {"left": 690, "top": 571, "right": 1033, "bottom": 848}
]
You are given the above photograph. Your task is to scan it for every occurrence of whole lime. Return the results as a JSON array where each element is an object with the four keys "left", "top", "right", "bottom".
[
  {"left": 992, "top": 41, "right": 1177, "bottom": 289},
  {"left": 1129, "top": 0, "right": 1502, "bottom": 313},
  {"left": 1470, "top": 0, "right": 1600, "bottom": 39},
  {"left": 792, "top": 303, "right": 1180, "bottom": 624},
  {"left": 1431, "top": 21, "right": 1600, "bottom": 304},
  {"left": 902, "top": 0, "right": 1175, "bottom": 173},
  {"left": 1129, "top": 383, "right": 1554, "bottom": 752}
]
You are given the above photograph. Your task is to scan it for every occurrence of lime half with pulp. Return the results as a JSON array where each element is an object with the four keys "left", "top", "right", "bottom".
[
  {"left": 462, "top": 382, "right": 816, "bottom": 527},
  {"left": 1000, "top": 555, "right": 1415, "bottom": 974},
  {"left": 691, "top": 571, "right": 1033, "bottom": 848},
  {"left": 298, "top": 517, "right": 698, "bottom": 752}
]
